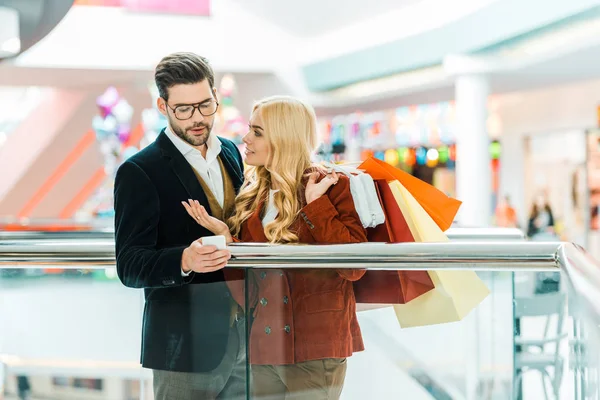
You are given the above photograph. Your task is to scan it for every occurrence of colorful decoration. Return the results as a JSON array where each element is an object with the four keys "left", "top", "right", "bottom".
[
  {"left": 74, "top": 0, "right": 211, "bottom": 16},
  {"left": 415, "top": 147, "right": 427, "bottom": 166},
  {"left": 318, "top": 101, "right": 458, "bottom": 162},
  {"left": 77, "top": 87, "right": 140, "bottom": 219},
  {"left": 490, "top": 140, "right": 502, "bottom": 160},
  {"left": 384, "top": 149, "right": 399, "bottom": 165},
  {"left": 438, "top": 146, "right": 449, "bottom": 163}
]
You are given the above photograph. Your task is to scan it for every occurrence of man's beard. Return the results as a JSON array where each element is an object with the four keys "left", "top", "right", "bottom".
[{"left": 170, "top": 117, "right": 212, "bottom": 147}]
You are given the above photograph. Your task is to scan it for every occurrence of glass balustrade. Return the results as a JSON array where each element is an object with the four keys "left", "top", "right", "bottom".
[{"left": 0, "top": 230, "right": 598, "bottom": 400}]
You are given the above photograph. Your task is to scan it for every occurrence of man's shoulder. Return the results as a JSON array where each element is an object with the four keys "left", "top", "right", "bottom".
[
  {"left": 137, "top": 139, "right": 162, "bottom": 158},
  {"left": 119, "top": 141, "right": 162, "bottom": 174}
]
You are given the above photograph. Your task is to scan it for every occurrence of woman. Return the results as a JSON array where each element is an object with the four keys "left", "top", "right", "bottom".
[
  {"left": 183, "top": 96, "right": 367, "bottom": 399},
  {"left": 527, "top": 193, "right": 555, "bottom": 238}
]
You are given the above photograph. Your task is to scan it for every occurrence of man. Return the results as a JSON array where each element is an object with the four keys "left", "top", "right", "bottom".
[{"left": 114, "top": 52, "right": 246, "bottom": 399}]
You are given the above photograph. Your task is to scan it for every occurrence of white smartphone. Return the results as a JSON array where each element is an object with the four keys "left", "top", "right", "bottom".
[{"left": 200, "top": 235, "right": 227, "bottom": 250}]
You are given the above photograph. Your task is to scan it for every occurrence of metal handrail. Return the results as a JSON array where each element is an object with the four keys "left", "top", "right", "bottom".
[
  {"left": 0, "top": 236, "right": 558, "bottom": 270},
  {"left": 2, "top": 233, "right": 600, "bottom": 357},
  {"left": 0, "top": 227, "right": 524, "bottom": 241}
]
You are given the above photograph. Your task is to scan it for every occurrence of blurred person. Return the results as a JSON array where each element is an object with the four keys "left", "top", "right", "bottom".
[
  {"left": 114, "top": 52, "right": 247, "bottom": 400},
  {"left": 495, "top": 195, "right": 518, "bottom": 228},
  {"left": 16, "top": 376, "right": 30, "bottom": 400},
  {"left": 527, "top": 192, "right": 555, "bottom": 238},
  {"left": 184, "top": 96, "right": 367, "bottom": 400}
]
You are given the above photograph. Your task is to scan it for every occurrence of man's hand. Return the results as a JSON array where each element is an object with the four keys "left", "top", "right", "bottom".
[{"left": 181, "top": 239, "right": 231, "bottom": 274}]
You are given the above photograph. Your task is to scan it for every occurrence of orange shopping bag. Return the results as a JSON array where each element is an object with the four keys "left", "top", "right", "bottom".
[{"left": 358, "top": 157, "right": 461, "bottom": 231}]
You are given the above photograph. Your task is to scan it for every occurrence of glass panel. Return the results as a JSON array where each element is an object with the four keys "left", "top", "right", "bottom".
[
  {"left": 243, "top": 268, "right": 512, "bottom": 400},
  {"left": 565, "top": 271, "right": 600, "bottom": 400},
  {"left": 0, "top": 266, "right": 252, "bottom": 400},
  {"left": 0, "top": 267, "right": 151, "bottom": 400},
  {"left": 7, "top": 247, "right": 600, "bottom": 400},
  {"left": 512, "top": 268, "right": 600, "bottom": 400},
  {"left": 513, "top": 270, "right": 568, "bottom": 399}
]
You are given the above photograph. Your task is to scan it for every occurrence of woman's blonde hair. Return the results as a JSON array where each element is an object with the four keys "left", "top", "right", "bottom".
[{"left": 227, "top": 96, "right": 318, "bottom": 243}]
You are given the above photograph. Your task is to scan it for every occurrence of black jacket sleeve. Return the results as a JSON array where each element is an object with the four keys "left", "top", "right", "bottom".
[{"left": 114, "top": 160, "right": 189, "bottom": 289}]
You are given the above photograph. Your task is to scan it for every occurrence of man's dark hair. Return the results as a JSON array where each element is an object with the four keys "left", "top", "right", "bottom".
[{"left": 154, "top": 52, "right": 215, "bottom": 101}]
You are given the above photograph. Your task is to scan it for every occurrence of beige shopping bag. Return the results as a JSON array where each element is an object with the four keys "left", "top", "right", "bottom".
[{"left": 388, "top": 180, "right": 490, "bottom": 327}]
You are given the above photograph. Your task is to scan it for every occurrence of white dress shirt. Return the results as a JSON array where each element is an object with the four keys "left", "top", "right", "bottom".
[
  {"left": 164, "top": 126, "right": 224, "bottom": 277},
  {"left": 164, "top": 126, "right": 224, "bottom": 207}
]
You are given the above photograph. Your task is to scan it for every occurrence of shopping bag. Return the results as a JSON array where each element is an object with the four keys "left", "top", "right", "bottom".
[
  {"left": 358, "top": 157, "right": 462, "bottom": 231},
  {"left": 389, "top": 180, "right": 490, "bottom": 327},
  {"left": 322, "top": 162, "right": 385, "bottom": 228},
  {"left": 353, "top": 180, "right": 435, "bottom": 304}
]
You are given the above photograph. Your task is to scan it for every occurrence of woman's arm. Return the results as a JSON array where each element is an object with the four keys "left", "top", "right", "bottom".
[
  {"left": 299, "top": 175, "right": 367, "bottom": 281},
  {"left": 182, "top": 201, "right": 234, "bottom": 243}
]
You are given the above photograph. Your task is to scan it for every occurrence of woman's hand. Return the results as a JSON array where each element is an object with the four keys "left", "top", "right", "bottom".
[
  {"left": 182, "top": 200, "right": 233, "bottom": 242},
  {"left": 305, "top": 171, "right": 339, "bottom": 204}
]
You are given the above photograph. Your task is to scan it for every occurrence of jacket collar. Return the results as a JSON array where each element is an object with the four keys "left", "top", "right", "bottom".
[{"left": 217, "top": 139, "right": 244, "bottom": 192}]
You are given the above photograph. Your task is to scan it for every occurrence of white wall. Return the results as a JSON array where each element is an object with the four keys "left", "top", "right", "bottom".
[{"left": 496, "top": 78, "right": 600, "bottom": 228}]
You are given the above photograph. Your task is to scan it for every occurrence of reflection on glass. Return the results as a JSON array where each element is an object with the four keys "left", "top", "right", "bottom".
[{"left": 0, "top": 268, "right": 149, "bottom": 400}]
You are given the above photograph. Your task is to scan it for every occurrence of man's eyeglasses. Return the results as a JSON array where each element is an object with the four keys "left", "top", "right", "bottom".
[{"left": 166, "top": 100, "right": 219, "bottom": 120}]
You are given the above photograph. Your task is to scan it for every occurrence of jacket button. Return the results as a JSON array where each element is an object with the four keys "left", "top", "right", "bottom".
[
  {"left": 283, "top": 296, "right": 289, "bottom": 304},
  {"left": 162, "top": 279, "right": 175, "bottom": 286},
  {"left": 284, "top": 325, "right": 291, "bottom": 333},
  {"left": 260, "top": 271, "right": 267, "bottom": 279},
  {"left": 265, "top": 326, "right": 271, "bottom": 335},
  {"left": 260, "top": 298, "right": 268, "bottom": 306}
]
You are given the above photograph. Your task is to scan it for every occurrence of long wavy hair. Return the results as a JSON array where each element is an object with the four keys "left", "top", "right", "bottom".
[{"left": 227, "top": 96, "right": 318, "bottom": 243}]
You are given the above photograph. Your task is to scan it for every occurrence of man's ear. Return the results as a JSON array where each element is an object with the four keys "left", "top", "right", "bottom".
[{"left": 157, "top": 97, "right": 167, "bottom": 116}]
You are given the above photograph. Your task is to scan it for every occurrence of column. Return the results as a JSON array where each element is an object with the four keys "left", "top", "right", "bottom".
[{"left": 455, "top": 74, "right": 491, "bottom": 227}]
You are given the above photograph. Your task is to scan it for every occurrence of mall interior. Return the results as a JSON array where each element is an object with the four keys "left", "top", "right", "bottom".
[{"left": 2, "top": 0, "right": 600, "bottom": 399}]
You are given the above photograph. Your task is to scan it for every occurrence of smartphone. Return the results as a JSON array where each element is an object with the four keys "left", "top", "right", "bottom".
[{"left": 200, "top": 235, "right": 227, "bottom": 250}]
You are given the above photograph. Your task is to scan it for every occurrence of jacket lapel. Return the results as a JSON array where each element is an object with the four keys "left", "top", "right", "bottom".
[
  {"left": 245, "top": 201, "right": 269, "bottom": 242},
  {"left": 217, "top": 138, "right": 244, "bottom": 192},
  {"left": 157, "top": 131, "right": 210, "bottom": 211}
]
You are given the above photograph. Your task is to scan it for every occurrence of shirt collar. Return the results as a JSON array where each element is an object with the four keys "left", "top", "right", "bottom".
[{"left": 164, "top": 125, "right": 222, "bottom": 160}]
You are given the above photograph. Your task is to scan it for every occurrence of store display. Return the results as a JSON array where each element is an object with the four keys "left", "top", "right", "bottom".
[
  {"left": 318, "top": 101, "right": 499, "bottom": 200},
  {"left": 525, "top": 130, "right": 586, "bottom": 245}
]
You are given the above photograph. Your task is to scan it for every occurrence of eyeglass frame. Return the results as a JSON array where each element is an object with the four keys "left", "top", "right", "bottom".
[{"left": 164, "top": 98, "right": 220, "bottom": 120}]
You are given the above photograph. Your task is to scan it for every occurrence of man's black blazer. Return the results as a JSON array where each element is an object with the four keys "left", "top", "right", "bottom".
[{"left": 114, "top": 130, "right": 244, "bottom": 373}]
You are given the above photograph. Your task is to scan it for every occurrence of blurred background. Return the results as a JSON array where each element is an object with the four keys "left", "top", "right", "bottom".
[{"left": 1, "top": 0, "right": 600, "bottom": 399}]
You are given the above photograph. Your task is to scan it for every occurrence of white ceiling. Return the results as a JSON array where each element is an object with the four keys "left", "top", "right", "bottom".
[
  {"left": 312, "top": 39, "right": 600, "bottom": 114},
  {"left": 228, "top": 0, "right": 423, "bottom": 37}
]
